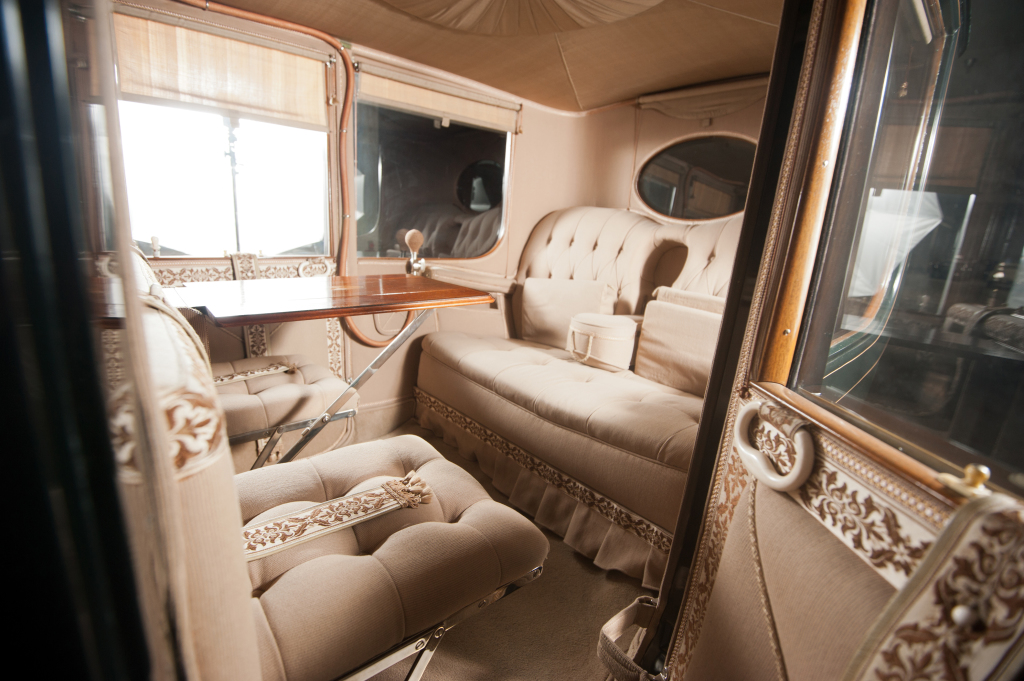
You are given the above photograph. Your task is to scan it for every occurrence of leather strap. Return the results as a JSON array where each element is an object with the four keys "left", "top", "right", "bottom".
[{"left": 597, "top": 596, "right": 661, "bottom": 681}]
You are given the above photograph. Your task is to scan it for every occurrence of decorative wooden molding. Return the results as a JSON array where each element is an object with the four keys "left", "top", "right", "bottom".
[{"left": 758, "top": 0, "right": 869, "bottom": 383}]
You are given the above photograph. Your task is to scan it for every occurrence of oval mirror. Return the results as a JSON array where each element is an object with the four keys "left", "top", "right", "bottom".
[{"left": 637, "top": 136, "right": 756, "bottom": 220}]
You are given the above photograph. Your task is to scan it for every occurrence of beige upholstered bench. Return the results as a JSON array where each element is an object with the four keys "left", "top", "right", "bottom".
[{"left": 416, "top": 207, "right": 742, "bottom": 588}]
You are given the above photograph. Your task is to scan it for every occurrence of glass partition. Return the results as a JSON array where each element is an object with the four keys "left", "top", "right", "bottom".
[
  {"left": 356, "top": 102, "right": 509, "bottom": 259},
  {"left": 794, "top": 0, "right": 1023, "bottom": 491}
]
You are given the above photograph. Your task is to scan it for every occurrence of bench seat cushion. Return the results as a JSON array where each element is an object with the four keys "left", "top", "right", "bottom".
[
  {"left": 418, "top": 331, "right": 702, "bottom": 531},
  {"left": 238, "top": 435, "right": 549, "bottom": 681},
  {"left": 213, "top": 355, "right": 349, "bottom": 437}
]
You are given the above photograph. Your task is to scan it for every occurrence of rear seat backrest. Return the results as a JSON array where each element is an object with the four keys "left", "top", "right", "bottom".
[
  {"left": 672, "top": 213, "right": 744, "bottom": 297},
  {"left": 451, "top": 205, "right": 503, "bottom": 259},
  {"left": 512, "top": 207, "right": 743, "bottom": 337}
]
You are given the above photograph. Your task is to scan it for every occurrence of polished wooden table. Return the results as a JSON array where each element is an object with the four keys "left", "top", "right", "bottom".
[
  {"left": 164, "top": 273, "right": 493, "bottom": 327},
  {"left": 159, "top": 273, "right": 492, "bottom": 467}
]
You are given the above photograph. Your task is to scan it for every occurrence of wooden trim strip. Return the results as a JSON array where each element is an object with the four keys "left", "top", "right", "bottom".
[
  {"left": 750, "top": 381, "right": 964, "bottom": 506},
  {"left": 758, "top": 0, "right": 869, "bottom": 383}
]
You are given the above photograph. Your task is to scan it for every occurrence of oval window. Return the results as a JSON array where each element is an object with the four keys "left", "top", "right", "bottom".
[
  {"left": 637, "top": 137, "right": 756, "bottom": 220},
  {"left": 457, "top": 160, "right": 504, "bottom": 212}
]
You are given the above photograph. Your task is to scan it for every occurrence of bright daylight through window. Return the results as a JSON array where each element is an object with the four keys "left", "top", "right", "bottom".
[
  {"left": 120, "top": 101, "right": 328, "bottom": 257},
  {"left": 113, "top": 12, "right": 332, "bottom": 258}
]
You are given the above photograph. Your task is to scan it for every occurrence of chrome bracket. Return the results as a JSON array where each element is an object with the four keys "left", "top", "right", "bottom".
[
  {"left": 276, "top": 309, "right": 434, "bottom": 465},
  {"left": 337, "top": 565, "right": 543, "bottom": 681}
]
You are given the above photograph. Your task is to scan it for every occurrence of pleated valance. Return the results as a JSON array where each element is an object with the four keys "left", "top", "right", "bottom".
[{"left": 113, "top": 13, "right": 328, "bottom": 128}]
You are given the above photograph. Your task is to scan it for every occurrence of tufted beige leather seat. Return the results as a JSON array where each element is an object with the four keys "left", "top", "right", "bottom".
[
  {"left": 118, "top": 288, "right": 548, "bottom": 681},
  {"left": 451, "top": 205, "right": 503, "bottom": 258},
  {"left": 417, "top": 207, "right": 742, "bottom": 587},
  {"left": 238, "top": 435, "right": 549, "bottom": 681},
  {"left": 403, "top": 203, "right": 467, "bottom": 257},
  {"left": 212, "top": 355, "right": 348, "bottom": 439}
]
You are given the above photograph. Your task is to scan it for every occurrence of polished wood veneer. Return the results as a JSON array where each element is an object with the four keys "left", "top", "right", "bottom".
[{"left": 168, "top": 274, "right": 493, "bottom": 327}]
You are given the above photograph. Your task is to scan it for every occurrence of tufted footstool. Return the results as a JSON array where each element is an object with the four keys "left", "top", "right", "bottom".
[{"left": 235, "top": 434, "right": 550, "bottom": 681}]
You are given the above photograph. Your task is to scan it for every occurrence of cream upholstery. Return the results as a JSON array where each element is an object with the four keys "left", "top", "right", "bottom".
[
  {"left": 123, "top": 289, "right": 548, "bottom": 681},
  {"left": 417, "top": 207, "right": 743, "bottom": 587},
  {"left": 451, "top": 205, "right": 503, "bottom": 258},
  {"left": 521, "top": 277, "right": 615, "bottom": 347},
  {"left": 512, "top": 207, "right": 741, "bottom": 333},
  {"left": 240, "top": 435, "right": 549, "bottom": 681},
  {"left": 212, "top": 355, "right": 350, "bottom": 437},
  {"left": 128, "top": 248, "right": 352, "bottom": 444},
  {"left": 635, "top": 300, "right": 722, "bottom": 396},
  {"left": 419, "top": 333, "right": 701, "bottom": 527}
]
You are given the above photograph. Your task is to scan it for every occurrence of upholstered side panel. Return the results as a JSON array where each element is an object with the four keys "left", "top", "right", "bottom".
[
  {"left": 682, "top": 485, "right": 784, "bottom": 681},
  {"left": 415, "top": 395, "right": 668, "bottom": 589},
  {"left": 137, "top": 298, "right": 263, "bottom": 680},
  {"left": 671, "top": 213, "right": 744, "bottom": 297},
  {"left": 756, "top": 482, "right": 896, "bottom": 681}
]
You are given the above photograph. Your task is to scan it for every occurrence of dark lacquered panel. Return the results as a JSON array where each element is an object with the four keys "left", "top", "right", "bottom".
[{"left": 174, "top": 274, "right": 493, "bottom": 327}]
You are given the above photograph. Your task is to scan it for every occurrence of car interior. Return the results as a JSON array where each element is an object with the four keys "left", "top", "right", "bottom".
[{"left": 3, "top": 0, "right": 1023, "bottom": 679}]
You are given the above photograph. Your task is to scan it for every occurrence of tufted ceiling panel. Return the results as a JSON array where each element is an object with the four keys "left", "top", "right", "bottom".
[{"left": 221, "top": 0, "right": 783, "bottom": 111}]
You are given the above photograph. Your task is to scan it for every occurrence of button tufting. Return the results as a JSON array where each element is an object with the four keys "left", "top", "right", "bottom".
[{"left": 707, "top": 254, "right": 716, "bottom": 263}]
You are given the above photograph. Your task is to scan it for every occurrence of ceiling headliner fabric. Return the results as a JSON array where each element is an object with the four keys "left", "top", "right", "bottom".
[
  {"left": 223, "top": 0, "right": 783, "bottom": 111},
  {"left": 377, "top": 0, "right": 665, "bottom": 36}
]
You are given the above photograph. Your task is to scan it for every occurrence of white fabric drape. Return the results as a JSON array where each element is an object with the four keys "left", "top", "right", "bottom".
[
  {"left": 638, "top": 76, "right": 769, "bottom": 120},
  {"left": 114, "top": 13, "right": 327, "bottom": 127},
  {"left": 849, "top": 190, "right": 943, "bottom": 298},
  {"left": 359, "top": 72, "right": 518, "bottom": 132},
  {"left": 379, "top": 0, "right": 664, "bottom": 36}
]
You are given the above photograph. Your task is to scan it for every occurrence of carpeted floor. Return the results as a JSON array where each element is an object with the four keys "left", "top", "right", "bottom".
[{"left": 368, "top": 421, "right": 650, "bottom": 681}]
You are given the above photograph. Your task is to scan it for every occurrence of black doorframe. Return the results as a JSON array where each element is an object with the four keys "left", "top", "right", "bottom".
[
  {"left": 637, "top": 0, "right": 819, "bottom": 671},
  {"left": 1, "top": 0, "right": 147, "bottom": 677}
]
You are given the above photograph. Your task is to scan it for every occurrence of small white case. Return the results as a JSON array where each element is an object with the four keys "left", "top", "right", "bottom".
[{"left": 566, "top": 313, "right": 638, "bottom": 372}]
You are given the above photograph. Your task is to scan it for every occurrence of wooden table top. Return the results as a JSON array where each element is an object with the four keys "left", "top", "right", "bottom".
[{"left": 167, "top": 274, "right": 493, "bottom": 327}]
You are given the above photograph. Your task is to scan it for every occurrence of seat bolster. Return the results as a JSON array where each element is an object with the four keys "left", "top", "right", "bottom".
[
  {"left": 456, "top": 501, "right": 550, "bottom": 585},
  {"left": 258, "top": 554, "right": 406, "bottom": 681},
  {"left": 373, "top": 521, "right": 504, "bottom": 635},
  {"left": 236, "top": 460, "right": 328, "bottom": 524},
  {"left": 307, "top": 435, "right": 446, "bottom": 499},
  {"left": 250, "top": 598, "right": 286, "bottom": 681}
]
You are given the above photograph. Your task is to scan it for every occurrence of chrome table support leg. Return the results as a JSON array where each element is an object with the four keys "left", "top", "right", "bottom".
[{"left": 276, "top": 309, "right": 434, "bottom": 465}]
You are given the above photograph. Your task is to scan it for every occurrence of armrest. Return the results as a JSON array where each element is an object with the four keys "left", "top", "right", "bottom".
[{"left": 425, "top": 264, "right": 516, "bottom": 295}]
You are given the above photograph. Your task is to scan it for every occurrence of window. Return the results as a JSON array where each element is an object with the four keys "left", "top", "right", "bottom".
[
  {"left": 356, "top": 102, "right": 510, "bottom": 259},
  {"left": 793, "top": 0, "right": 1023, "bottom": 490},
  {"left": 637, "top": 137, "right": 755, "bottom": 220},
  {"left": 113, "top": 13, "right": 332, "bottom": 257}
]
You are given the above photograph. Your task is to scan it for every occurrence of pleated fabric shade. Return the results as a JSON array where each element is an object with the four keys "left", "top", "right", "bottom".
[
  {"left": 113, "top": 13, "right": 328, "bottom": 127},
  {"left": 380, "top": 0, "right": 664, "bottom": 36}
]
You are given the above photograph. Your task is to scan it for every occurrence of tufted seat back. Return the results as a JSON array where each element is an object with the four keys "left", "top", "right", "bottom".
[
  {"left": 512, "top": 207, "right": 743, "bottom": 336},
  {"left": 451, "top": 205, "right": 503, "bottom": 259}
]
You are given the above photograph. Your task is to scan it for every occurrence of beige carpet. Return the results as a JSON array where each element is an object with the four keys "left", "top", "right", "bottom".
[{"left": 368, "top": 421, "right": 651, "bottom": 681}]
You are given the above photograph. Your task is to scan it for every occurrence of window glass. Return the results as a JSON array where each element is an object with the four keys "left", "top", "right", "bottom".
[
  {"left": 356, "top": 102, "right": 509, "bottom": 258},
  {"left": 637, "top": 137, "right": 755, "bottom": 220},
  {"left": 794, "top": 0, "right": 1024, "bottom": 491},
  {"left": 119, "top": 100, "right": 328, "bottom": 257}
]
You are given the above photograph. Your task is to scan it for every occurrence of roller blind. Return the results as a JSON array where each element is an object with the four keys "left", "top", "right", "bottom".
[
  {"left": 359, "top": 72, "right": 519, "bottom": 133},
  {"left": 113, "top": 13, "right": 328, "bottom": 128}
]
